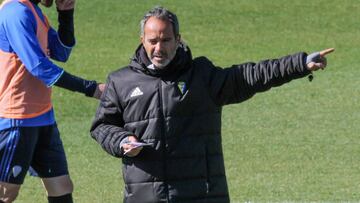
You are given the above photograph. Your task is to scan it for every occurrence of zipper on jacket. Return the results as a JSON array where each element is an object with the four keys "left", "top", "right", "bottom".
[
  {"left": 205, "top": 147, "right": 210, "bottom": 195},
  {"left": 158, "top": 79, "right": 170, "bottom": 202}
]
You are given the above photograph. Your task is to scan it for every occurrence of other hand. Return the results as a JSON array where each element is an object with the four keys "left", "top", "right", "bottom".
[
  {"left": 306, "top": 48, "right": 335, "bottom": 71},
  {"left": 122, "top": 136, "right": 143, "bottom": 157},
  {"left": 93, "top": 83, "right": 105, "bottom": 99},
  {"left": 56, "top": 0, "right": 75, "bottom": 10}
]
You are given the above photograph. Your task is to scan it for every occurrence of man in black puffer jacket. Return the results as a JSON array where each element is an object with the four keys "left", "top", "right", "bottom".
[{"left": 90, "top": 6, "right": 334, "bottom": 203}]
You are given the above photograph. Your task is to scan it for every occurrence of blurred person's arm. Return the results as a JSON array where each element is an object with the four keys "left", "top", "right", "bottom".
[
  {"left": 4, "top": 1, "right": 102, "bottom": 98},
  {"left": 48, "top": 0, "right": 75, "bottom": 61}
]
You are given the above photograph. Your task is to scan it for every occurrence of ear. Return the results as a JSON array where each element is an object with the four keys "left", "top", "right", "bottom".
[
  {"left": 176, "top": 34, "right": 181, "bottom": 44},
  {"left": 175, "top": 34, "right": 181, "bottom": 45},
  {"left": 140, "top": 36, "right": 144, "bottom": 44}
]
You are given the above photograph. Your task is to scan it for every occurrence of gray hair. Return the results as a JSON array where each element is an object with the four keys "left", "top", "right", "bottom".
[{"left": 140, "top": 6, "right": 179, "bottom": 37}]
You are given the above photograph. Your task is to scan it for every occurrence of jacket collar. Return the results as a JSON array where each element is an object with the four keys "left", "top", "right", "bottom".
[{"left": 129, "top": 41, "right": 192, "bottom": 77}]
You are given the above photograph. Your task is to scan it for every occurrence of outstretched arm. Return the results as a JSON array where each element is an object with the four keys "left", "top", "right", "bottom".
[
  {"left": 48, "top": 0, "right": 105, "bottom": 99},
  {"left": 54, "top": 71, "right": 105, "bottom": 99},
  {"left": 205, "top": 48, "right": 334, "bottom": 106},
  {"left": 3, "top": 1, "right": 103, "bottom": 99}
]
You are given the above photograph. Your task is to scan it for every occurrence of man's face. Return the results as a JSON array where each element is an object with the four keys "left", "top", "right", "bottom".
[
  {"left": 40, "top": 0, "right": 53, "bottom": 7},
  {"left": 141, "top": 17, "right": 180, "bottom": 69}
]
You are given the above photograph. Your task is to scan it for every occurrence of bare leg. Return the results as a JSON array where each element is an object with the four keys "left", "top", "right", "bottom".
[
  {"left": 0, "top": 182, "right": 21, "bottom": 203},
  {"left": 41, "top": 175, "right": 73, "bottom": 197}
]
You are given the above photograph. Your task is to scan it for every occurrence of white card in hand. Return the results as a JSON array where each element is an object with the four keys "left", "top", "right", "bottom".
[{"left": 128, "top": 142, "right": 152, "bottom": 148}]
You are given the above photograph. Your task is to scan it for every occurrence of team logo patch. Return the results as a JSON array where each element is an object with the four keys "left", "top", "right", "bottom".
[
  {"left": 177, "top": 81, "right": 186, "bottom": 94},
  {"left": 12, "top": 165, "right": 22, "bottom": 178}
]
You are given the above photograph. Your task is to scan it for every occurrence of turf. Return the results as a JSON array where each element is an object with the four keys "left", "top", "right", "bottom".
[{"left": 7, "top": 0, "right": 360, "bottom": 202}]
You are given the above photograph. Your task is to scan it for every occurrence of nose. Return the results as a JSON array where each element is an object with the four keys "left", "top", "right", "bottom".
[{"left": 155, "top": 41, "right": 164, "bottom": 52}]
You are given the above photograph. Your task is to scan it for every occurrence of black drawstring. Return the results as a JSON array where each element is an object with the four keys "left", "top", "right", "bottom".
[{"left": 308, "top": 73, "right": 314, "bottom": 82}]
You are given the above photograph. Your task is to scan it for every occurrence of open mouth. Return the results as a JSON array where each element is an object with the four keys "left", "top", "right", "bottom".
[{"left": 153, "top": 55, "right": 165, "bottom": 61}]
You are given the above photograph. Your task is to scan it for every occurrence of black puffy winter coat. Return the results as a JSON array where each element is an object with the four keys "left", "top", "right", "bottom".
[{"left": 90, "top": 44, "right": 310, "bottom": 203}]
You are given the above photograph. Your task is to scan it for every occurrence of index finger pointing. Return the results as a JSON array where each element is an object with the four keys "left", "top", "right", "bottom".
[{"left": 319, "top": 48, "right": 335, "bottom": 56}]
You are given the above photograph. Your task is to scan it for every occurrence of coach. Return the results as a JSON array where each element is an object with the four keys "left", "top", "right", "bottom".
[{"left": 90, "top": 6, "right": 334, "bottom": 203}]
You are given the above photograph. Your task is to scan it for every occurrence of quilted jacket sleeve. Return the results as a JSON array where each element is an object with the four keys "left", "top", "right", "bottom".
[
  {"left": 90, "top": 74, "right": 133, "bottom": 158},
  {"left": 198, "top": 52, "right": 311, "bottom": 106}
]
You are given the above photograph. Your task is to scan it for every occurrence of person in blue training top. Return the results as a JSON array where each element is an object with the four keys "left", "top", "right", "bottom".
[{"left": 0, "top": 0, "right": 105, "bottom": 202}]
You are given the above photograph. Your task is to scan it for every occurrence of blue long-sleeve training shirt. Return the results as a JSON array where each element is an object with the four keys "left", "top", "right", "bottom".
[{"left": 0, "top": 0, "right": 74, "bottom": 130}]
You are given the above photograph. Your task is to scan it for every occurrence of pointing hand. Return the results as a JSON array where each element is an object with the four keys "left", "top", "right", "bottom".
[{"left": 306, "top": 48, "right": 335, "bottom": 71}]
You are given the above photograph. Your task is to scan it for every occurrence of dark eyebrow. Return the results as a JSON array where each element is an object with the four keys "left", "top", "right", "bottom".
[{"left": 162, "top": 37, "right": 172, "bottom": 41}]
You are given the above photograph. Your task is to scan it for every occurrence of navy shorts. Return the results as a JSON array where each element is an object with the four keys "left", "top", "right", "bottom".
[{"left": 0, "top": 124, "right": 69, "bottom": 184}]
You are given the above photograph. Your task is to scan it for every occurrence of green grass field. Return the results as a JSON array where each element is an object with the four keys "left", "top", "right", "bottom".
[{"left": 10, "top": 0, "right": 360, "bottom": 202}]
